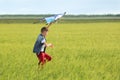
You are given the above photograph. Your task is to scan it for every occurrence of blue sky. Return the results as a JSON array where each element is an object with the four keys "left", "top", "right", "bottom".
[{"left": 0, "top": 0, "right": 120, "bottom": 14}]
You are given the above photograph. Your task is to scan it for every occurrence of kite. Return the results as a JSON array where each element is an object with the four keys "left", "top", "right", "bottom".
[{"left": 41, "top": 12, "right": 66, "bottom": 24}]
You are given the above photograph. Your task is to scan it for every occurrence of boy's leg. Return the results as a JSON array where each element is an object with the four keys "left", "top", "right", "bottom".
[
  {"left": 44, "top": 53, "right": 52, "bottom": 61},
  {"left": 40, "top": 53, "right": 47, "bottom": 67},
  {"left": 36, "top": 53, "right": 45, "bottom": 69},
  {"left": 37, "top": 53, "right": 46, "bottom": 64},
  {"left": 36, "top": 54, "right": 41, "bottom": 65}
]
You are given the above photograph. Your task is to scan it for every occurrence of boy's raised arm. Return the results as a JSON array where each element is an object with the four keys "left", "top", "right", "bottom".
[{"left": 46, "top": 22, "right": 53, "bottom": 29}]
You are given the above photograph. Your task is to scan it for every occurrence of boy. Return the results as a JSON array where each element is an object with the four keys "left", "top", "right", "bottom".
[{"left": 33, "top": 23, "right": 53, "bottom": 69}]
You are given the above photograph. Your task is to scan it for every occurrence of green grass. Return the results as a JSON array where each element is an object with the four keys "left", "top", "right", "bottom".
[{"left": 0, "top": 23, "right": 120, "bottom": 80}]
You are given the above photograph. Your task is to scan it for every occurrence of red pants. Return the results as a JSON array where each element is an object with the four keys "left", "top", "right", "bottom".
[{"left": 36, "top": 52, "right": 52, "bottom": 65}]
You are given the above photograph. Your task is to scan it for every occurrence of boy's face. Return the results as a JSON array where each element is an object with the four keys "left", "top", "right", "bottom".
[{"left": 42, "top": 31, "right": 48, "bottom": 36}]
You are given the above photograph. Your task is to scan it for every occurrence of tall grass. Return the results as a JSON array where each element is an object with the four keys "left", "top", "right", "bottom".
[{"left": 0, "top": 23, "right": 120, "bottom": 80}]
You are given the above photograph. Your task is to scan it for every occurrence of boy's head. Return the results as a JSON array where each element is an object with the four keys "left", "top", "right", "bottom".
[{"left": 41, "top": 27, "right": 48, "bottom": 36}]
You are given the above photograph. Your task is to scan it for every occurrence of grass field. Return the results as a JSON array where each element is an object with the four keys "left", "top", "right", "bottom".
[{"left": 0, "top": 23, "right": 120, "bottom": 80}]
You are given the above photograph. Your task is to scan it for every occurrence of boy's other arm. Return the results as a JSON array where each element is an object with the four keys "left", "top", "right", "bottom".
[
  {"left": 44, "top": 42, "right": 53, "bottom": 48},
  {"left": 41, "top": 39, "right": 53, "bottom": 48}
]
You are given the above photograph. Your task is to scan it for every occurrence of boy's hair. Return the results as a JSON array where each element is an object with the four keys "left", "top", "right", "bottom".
[{"left": 41, "top": 27, "right": 48, "bottom": 33}]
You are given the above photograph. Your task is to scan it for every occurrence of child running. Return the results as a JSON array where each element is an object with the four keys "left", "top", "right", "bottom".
[{"left": 33, "top": 23, "right": 53, "bottom": 69}]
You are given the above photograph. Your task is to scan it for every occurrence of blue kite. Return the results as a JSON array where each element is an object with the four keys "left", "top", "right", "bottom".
[{"left": 41, "top": 12, "right": 66, "bottom": 24}]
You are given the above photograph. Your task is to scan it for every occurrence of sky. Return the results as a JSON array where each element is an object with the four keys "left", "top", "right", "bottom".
[{"left": 0, "top": 0, "right": 120, "bottom": 14}]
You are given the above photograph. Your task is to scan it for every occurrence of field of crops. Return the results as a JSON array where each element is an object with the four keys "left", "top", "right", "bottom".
[{"left": 0, "top": 23, "right": 120, "bottom": 80}]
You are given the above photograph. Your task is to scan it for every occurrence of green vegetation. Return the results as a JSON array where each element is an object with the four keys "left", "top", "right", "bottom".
[
  {"left": 0, "top": 23, "right": 120, "bottom": 80},
  {"left": 0, "top": 15, "right": 120, "bottom": 23}
]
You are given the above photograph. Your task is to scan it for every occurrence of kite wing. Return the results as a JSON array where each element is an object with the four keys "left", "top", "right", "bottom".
[
  {"left": 55, "top": 12, "right": 66, "bottom": 20},
  {"left": 45, "top": 16, "right": 55, "bottom": 24},
  {"left": 42, "top": 12, "right": 66, "bottom": 24}
]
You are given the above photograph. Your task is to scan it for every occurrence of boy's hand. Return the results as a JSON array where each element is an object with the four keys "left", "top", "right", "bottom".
[
  {"left": 48, "top": 43, "right": 54, "bottom": 48},
  {"left": 50, "top": 44, "right": 54, "bottom": 48}
]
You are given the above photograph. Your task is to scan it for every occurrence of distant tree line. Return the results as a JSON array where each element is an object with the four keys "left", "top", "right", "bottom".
[{"left": 0, "top": 14, "right": 120, "bottom": 18}]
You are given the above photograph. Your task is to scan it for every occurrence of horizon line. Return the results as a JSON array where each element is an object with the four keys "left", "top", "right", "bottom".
[{"left": 0, "top": 13, "right": 120, "bottom": 15}]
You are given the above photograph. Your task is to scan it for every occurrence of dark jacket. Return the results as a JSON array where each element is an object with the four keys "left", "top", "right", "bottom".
[{"left": 33, "top": 34, "right": 46, "bottom": 54}]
